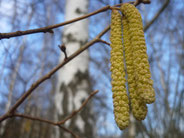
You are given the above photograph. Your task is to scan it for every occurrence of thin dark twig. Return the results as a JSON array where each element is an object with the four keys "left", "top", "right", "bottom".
[
  {"left": 12, "top": 113, "right": 57, "bottom": 125},
  {"left": 58, "top": 125, "right": 79, "bottom": 138},
  {"left": 0, "top": 1, "right": 151, "bottom": 40},
  {"left": 11, "top": 90, "right": 98, "bottom": 138},
  {"left": 12, "top": 90, "right": 98, "bottom": 126},
  {"left": 97, "top": 39, "right": 110, "bottom": 46},
  {"left": 110, "top": 7, "right": 120, "bottom": 10},
  {"left": 0, "top": 26, "right": 109, "bottom": 122},
  {"left": 0, "top": 6, "right": 110, "bottom": 40},
  {"left": 144, "top": 0, "right": 169, "bottom": 32},
  {"left": 134, "top": 0, "right": 151, "bottom": 6},
  {"left": 114, "top": 0, "right": 151, "bottom": 7},
  {"left": 57, "top": 90, "right": 98, "bottom": 124}
]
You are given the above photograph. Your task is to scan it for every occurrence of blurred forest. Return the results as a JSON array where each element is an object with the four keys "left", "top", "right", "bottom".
[{"left": 0, "top": 0, "right": 184, "bottom": 138}]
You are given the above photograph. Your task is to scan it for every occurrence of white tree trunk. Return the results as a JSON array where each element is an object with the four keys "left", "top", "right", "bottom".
[
  {"left": 128, "top": 113, "right": 136, "bottom": 138},
  {"left": 54, "top": 0, "right": 95, "bottom": 137}
]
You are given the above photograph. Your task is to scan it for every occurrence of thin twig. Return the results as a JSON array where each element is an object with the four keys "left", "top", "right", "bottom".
[
  {"left": 57, "top": 90, "right": 99, "bottom": 124},
  {"left": 0, "top": 1, "right": 151, "bottom": 40},
  {"left": 12, "top": 113, "right": 57, "bottom": 125},
  {"left": 134, "top": 0, "right": 151, "bottom": 6},
  {"left": 144, "top": 0, "right": 169, "bottom": 32},
  {"left": 110, "top": 7, "right": 120, "bottom": 10},
  {"left": 12, "top": 90, "right": 98, "bottom": 126},
  {"left": 58, "top": 125, "right": 79, "bottom": 138},
  {"left": 114, "top": 0, "right": 151, "bottom": 7},
  {"left": 10, "top": 90, "right": 98, "bottom": 138},
  {"left": 0, "top": 6, "right": 110, "bottom": 40},
  {"left": 97, "top": 39, "right": 110, "bottom": 46},
  {"left": 0, "top": 26, "right": 109, "bottom": 122}
]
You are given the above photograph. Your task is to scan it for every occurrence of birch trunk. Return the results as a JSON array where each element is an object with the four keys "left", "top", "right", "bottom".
[
  {"left": 128, "top": 114, "right": 136, "bottom": 138},
  {"left": 54, "top": 0, "right": 95, "bottom": 137}
]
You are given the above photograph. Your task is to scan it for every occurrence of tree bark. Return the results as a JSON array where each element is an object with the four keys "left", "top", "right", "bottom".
[{"left": 54, "top": 0, "right": 95, "bottom": 137}]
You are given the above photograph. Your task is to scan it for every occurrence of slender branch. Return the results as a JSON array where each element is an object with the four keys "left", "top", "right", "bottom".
[
  {"left": 97, "top": 25, "right": 110, "bottom": 38},
  {"left": 57, "top": 90, "right": 98, "bottom": 124},
  {"left": 12, "top": 114, "right": 57, "bottom": 125},
  {"left": 0, "top": 26, "right": 110, "bottom": 122},
  {"left": 0, "top": 6, "right": 110, "bottom": 40},
  {"left": 144, "top": 0, "right": 170, "bottom": 32},
  {"left": 12, "top": 90, "right": 98, "bottom": 126},
  {"left": 97, "top": 39, "right": 110, "bottom": 46},
  {"left": 111, "top": 0, "right": 151, "bottom": 7},
  {"left": 58, "top": 125, "right": 79, "bottom": 138},
  {"left": 0, "top": 1, "right": 151, "bottom": 40},
  {"left": 134, "top": 0, "right": 151, "bottom": 6},
  {"left": 9, "top": 90, "right": 98, "bottom": 138}
]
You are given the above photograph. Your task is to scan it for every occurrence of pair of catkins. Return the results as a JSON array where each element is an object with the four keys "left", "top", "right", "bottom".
[{"left": 110, "top": 3, "right": 155, "bottom": 130}]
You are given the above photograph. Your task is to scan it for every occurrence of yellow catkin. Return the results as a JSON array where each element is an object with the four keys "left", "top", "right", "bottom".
[
  {"left": 110, "top": 10, "right": 130, "bottom": 130},
  {"left": 122, "top": 16, "right": 147, "bottom": 120},
  {"left": 121, "top": 3, "right": 155, "bottom": 104}
]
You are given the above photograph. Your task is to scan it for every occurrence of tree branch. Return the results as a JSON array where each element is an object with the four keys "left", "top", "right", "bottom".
[
  {"left": 134, "top": 0, "right": 151, "bottom": 6},
  {"left": 0, "top": 1, "right": 152, "bottom": 40},
  {"left": 144, "top": 0, "right": 170, "bottom": 32},
  {"left": 57, "top": 90, "right": 99, "bottom": 124},
  {"left": 58, "top": 125, "right": 79, "bottom": 138},
  {"left": 97, "top": 39, "right": 110, "bottom": 46},
  {"left": 12, "top": 90, "right": 98, "bottom": 125},
  {"left": 0, "top": 26, "right": 109, "bottom": 123},
  {"left": 8, "top": 90, "right": 98, "bottom": 138},
  {"left": 0, "top": 6, "right": 110, "bottom": 40}
]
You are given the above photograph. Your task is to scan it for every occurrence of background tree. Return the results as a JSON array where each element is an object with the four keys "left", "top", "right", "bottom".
[{"left": 54, "top": 0, "right": 95, "bottom": 137}]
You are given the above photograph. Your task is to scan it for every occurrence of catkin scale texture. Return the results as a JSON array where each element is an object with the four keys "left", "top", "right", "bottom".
[
  {"left": 121, "top": 3, "right": 155, "bottom": 104},
  {"left": 110, "top": 10, "right": 130, "bottom": 130},
  {"left": 122, "top": 17, "right": 147, "bottom": 120}
]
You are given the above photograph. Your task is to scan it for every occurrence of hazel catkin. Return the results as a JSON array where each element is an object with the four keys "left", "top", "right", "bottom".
[
  {"left": 120, "top": 3, "right": 155, "bottom": 104},
  {"left": 122, "top": 16, "right": 147, "bottom": 120},
  {"left": 110, "top": 10, "right": 130, "bottom": 130}
]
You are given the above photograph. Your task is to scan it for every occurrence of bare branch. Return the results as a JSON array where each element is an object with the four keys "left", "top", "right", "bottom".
[
  {"left": 11, "top": 113, "right": 57, "bottom": 125},
  {"left": 0, "top": 1, "right": 152, "bottom": 40},
  {"left": 144, "top": 0, "right": 170, "bottom": 32},
  {"left": 7, "top": 90, "right": 98, "bottom": 138},
  {"left": 97, "top": 39, "right": 110, "bottom": 46},
  {"left": 0, "top": 25, "right": 109, "bottom": 122},
  {"left": 57, "top": 90, "right": 99, "bottom": 125},
  {"left": 134, "top": 0, "right": 151, "bottom": 6},
  {"left": 12, "top": 90, "right": 98, "bottom": 125},
  {"left": 0, "top": 6, "right": 110, "bottom": 40},
  {"left": 58, "top": 125, "right": 79, "bottom": 138}
]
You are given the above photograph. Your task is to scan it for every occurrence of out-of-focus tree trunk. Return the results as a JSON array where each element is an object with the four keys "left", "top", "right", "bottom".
[
  {"left": 128, "top": 114, "right": 136, "bottom": 138},
  {"left": 54, "top": 0, "right": 95, "bottom": 137}
]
